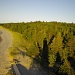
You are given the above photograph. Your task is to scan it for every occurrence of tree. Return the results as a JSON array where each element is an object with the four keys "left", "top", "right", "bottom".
[
  {"left": 67, "top": 36, "right": 75, "bottom": 57},
  {"left": 48, "top": 32, "right": 63, "bottom": 66}
]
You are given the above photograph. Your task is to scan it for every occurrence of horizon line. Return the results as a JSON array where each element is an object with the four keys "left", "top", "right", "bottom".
[{"left": 0, "top": 20, "right": 75, "bottom": 24}]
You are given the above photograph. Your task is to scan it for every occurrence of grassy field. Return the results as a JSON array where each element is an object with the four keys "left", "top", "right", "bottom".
[{"left": 8, "top": 31, "right": 33, "bottom": 69}]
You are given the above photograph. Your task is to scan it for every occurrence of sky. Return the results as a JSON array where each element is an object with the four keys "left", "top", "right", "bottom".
[{"left": 0, "top": 0, "right": 75, "bottom": 23}]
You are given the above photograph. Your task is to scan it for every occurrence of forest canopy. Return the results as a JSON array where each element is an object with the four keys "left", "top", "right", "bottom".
[{"left": 0, "top": 21, "right": 75, "bottom": 75}]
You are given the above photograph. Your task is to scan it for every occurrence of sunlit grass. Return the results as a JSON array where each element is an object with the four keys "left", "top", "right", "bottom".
[{"left": 7, "top": 29, "right": 33, "bottom": 69}]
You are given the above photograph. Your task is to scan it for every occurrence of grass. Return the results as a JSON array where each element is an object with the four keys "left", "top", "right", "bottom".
[{"left": 8, "top": 29, "right": 33, "bottom": 69}]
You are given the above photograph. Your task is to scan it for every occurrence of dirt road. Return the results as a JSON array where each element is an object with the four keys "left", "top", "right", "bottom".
[{"left": 0, "top": 28, "right": 12, "bottom": 75}]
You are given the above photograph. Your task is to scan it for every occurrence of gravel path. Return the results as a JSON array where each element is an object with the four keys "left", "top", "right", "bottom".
[{"left": 0, "top": 28, "right": 12, "bottom": 75}]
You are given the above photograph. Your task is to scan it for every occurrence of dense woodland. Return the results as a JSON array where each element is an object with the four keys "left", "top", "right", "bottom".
[{"left": 0, "top": 21, "right": 75, "bottom": 75}]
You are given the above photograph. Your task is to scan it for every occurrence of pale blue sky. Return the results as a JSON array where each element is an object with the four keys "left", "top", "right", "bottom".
[{"left": 0, "top": 0, "right": 75, "bottom": 23}]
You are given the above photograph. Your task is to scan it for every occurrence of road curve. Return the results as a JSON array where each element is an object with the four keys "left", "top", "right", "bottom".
[{"left": 0, "top": 28, "right": 12, "bottom": 75}]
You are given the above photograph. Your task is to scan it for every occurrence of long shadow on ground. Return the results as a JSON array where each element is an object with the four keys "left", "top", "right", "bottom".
[{"left": 16, "top": 64, "right": 32, "bottom": 75}]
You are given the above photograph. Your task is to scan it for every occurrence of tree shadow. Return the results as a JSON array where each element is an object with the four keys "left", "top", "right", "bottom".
[
  {"left": 48, "top": 35, "right": 55, "bottom": 45},
  {"left": 16, "top": 64, "right": 32, "bottom": 75},
  {"left": 29, "top": 38, "right": 50, "bottom": 75},
  {"left": 68, "top": 57, "right": 75, "bottom": 71},
  {"left": 56, "top": 52, "right": 62, "bottom": 63},
  {"left": 29, "top": 56, "right": 48, "bottom": 75},
  {"left": 37, "top": 42, "right": 42, "bottom": 57},
  {"left": 37, "top": 37, "right": 55, "bottom": 68},
  {"left": 53, "top": 52, "right": 63, "bottom": 75},
  {"left": 41, "top": 38, "right": 49, "bottom": 68},
  {"left": 37, "top": 38, "right": 49, "bottom": 68}
]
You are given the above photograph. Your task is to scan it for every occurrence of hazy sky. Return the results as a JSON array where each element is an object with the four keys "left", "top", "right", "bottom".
[{"left": 0, "top": 0, "right": 75, "bottom": 23}]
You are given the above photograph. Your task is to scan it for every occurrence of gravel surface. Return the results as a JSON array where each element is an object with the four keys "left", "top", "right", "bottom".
[{"left": 0, "top": 28, "right": 12, "bottom": 75}]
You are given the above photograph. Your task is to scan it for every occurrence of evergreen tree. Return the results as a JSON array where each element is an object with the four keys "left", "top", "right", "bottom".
[
  {"left": 48, "top": 32, "right": 63, "bottom": 66},
  {"left": 67, "top": 36, "right": 75, "bottom": 57}
]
